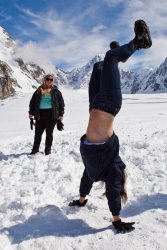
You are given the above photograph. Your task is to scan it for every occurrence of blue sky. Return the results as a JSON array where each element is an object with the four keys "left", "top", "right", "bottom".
[{"left": 0, "top": 0, "right": 167, "bottom": 72}]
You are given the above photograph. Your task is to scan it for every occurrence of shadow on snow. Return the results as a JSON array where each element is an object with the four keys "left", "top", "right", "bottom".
[
  {"left": 0, "top": 205, "right": 110, "bottom": 245},
  {"left": 122, "top": 193, "right": 167, "bottom": 217},
  {"left": 0, "top": 152, "right": 29, "bottom": 161}
]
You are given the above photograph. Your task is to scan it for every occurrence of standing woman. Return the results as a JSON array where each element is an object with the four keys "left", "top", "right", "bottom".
[{"left": 29, "top": 74, "right": 65, "bottom": 155}]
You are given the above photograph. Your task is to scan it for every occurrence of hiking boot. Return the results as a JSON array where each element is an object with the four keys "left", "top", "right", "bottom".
[
  {"left": 30, "top": 149, "right": 39, "bottom": 155},
  {"left": 133, "top": 20, "right": 152, "bottom": 49},
  {"left": 45, "top": 147, "right": 51, "bottom": 155}
]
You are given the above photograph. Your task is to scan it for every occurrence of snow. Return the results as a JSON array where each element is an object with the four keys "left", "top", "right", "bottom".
[
  {"left": 10, "top": 65, "right": 39, "bottom": 92},
  {"left": 0, "top": 87, "right": 167, "bottom": 250},
  {"left": 0, "top": 27, "right": 15, "bottom": 64},
  {"left": 0, "top": 27, "right": 40, "bottom": 94}
]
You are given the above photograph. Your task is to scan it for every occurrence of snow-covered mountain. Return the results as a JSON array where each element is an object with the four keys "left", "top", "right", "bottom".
[
  {"left": 0, "top": 27, "right": 47, "bottom": 99},
  {"left": 121, "top": 68, "right": 154, "bottom": 94},
  {"left": 0, "top": 60, "right": 18, "bottom": 99},
  {"left": 68, "top": 55, "right": 167, "bottom": 94},
  {"left": 15, "top": 58, "right": 45, "bottom": 85},
  {"left": 66, "top": 55, "right": 104, "bottom": 89},
  {"left": 0, "top": 25, "right": 167, "bottom": 99},
  {"left": 143, "top": 58, "right": 167, "bottom": 92}
]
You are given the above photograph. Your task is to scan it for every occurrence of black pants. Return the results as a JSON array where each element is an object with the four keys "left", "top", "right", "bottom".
[
  {"left": 32, "top": 109, "right": 56, "bottom": 151},
  {"left": 79, "top": 133, "right": 126, "bottom": 216},
  {"left": 93, "top": 41, "right": 137, "bottom": 116}
]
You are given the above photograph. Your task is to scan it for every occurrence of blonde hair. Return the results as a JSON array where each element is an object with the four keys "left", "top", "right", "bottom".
[
  {"left": 42, "top": 74, "right": 55, "bottom": 85},
  {"left": 101, "top": 170, "right": 128, "bottom": 204},
  {"left": 120, "top": 171, "right": 128, "bottom": 204}
]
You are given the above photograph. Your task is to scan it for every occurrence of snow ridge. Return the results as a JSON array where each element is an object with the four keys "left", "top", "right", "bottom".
[{"left": 0, "top": 26, "right": 167, "bottom": 99}]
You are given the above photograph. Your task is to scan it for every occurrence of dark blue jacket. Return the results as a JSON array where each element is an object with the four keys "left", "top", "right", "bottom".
[{"left": 29, "top": 85, "right": 65, "bottom": 120}]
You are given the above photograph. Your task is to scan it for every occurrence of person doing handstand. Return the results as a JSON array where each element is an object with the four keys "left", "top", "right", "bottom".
[{"left": 69, "top": 20, "right": 152, "bottom": 234}]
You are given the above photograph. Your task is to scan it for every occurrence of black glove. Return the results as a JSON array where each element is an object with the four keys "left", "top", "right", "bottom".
[
  {"left": 57, "top": 119, "right": 64, "bottom": 131},
  {"left": 30, "top": 118, "right": 36, "bottom": 130},
  {"left": 69, "top": 199, "right": 88, "bottom": 207},
  {"left": 112, "top": 219, "right": 135, "bottom": 234}
]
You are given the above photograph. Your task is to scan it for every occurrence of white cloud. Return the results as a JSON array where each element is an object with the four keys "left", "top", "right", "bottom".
[
  {"left": 120, "top": 35, "right": 167, "bottom": 71},
  {"left": 14, "top": 1, "right": 167, "bottom": 71},
  {"left": 14, "top": 5, "right": 110, "bottom": 70},
  {"left": 0, "top": 10, "right": 11, "bottom": 23},
  {"left": 113, "top": 0, "right": 167, "bottom": 33},
  {"left": 15, "top": 32, "right": 108, "bottom": 71},
  {"left": 15, "top": 40, "right": 56, "bottom": 72},
  {"left": 91, "top": 25, "right": 106, "bottom": 34},
  {"left": 103, "top": 0, "right": 124, "bottom": 5}
]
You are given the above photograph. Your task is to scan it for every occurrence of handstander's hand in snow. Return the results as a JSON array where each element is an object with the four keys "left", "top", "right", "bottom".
[
  {"left": 112, "top": 219, "right": 135, "bottom": 234},
  {"left": 69, "top": 199, "right": 88, "bottom": 207}
]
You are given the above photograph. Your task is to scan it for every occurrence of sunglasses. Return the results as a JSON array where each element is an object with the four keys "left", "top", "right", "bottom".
[{"left": 45, "top": 78, "right": 53, "bottom": 82}]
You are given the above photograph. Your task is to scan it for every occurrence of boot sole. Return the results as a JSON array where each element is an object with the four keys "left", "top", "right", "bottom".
[{"left": 134, "top": 20, "right": 152, "bottom": 48}]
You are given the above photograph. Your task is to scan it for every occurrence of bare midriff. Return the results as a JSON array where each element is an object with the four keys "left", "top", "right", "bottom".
[{"left": 86, "top": 108, "right": 115, "bottom": 143}]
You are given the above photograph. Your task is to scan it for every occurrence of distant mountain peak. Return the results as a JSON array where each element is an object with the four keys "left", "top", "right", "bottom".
[{"left": 0, "top": 26, "right": 167, "bottom": 99}]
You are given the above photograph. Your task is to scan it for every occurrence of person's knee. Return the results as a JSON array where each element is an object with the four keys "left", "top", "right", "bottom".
[
  {"left": 105, "top": 164, "right": 124, "bottom": 195},
  {"left": 110, "top": 163, "right": 125, "bottom": 180},
  {"left": 106, "top": 49, "right": 113, "bottom": 56},
  {"left": 105, "top": 49, "right": 117, "bottom": 59}
]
